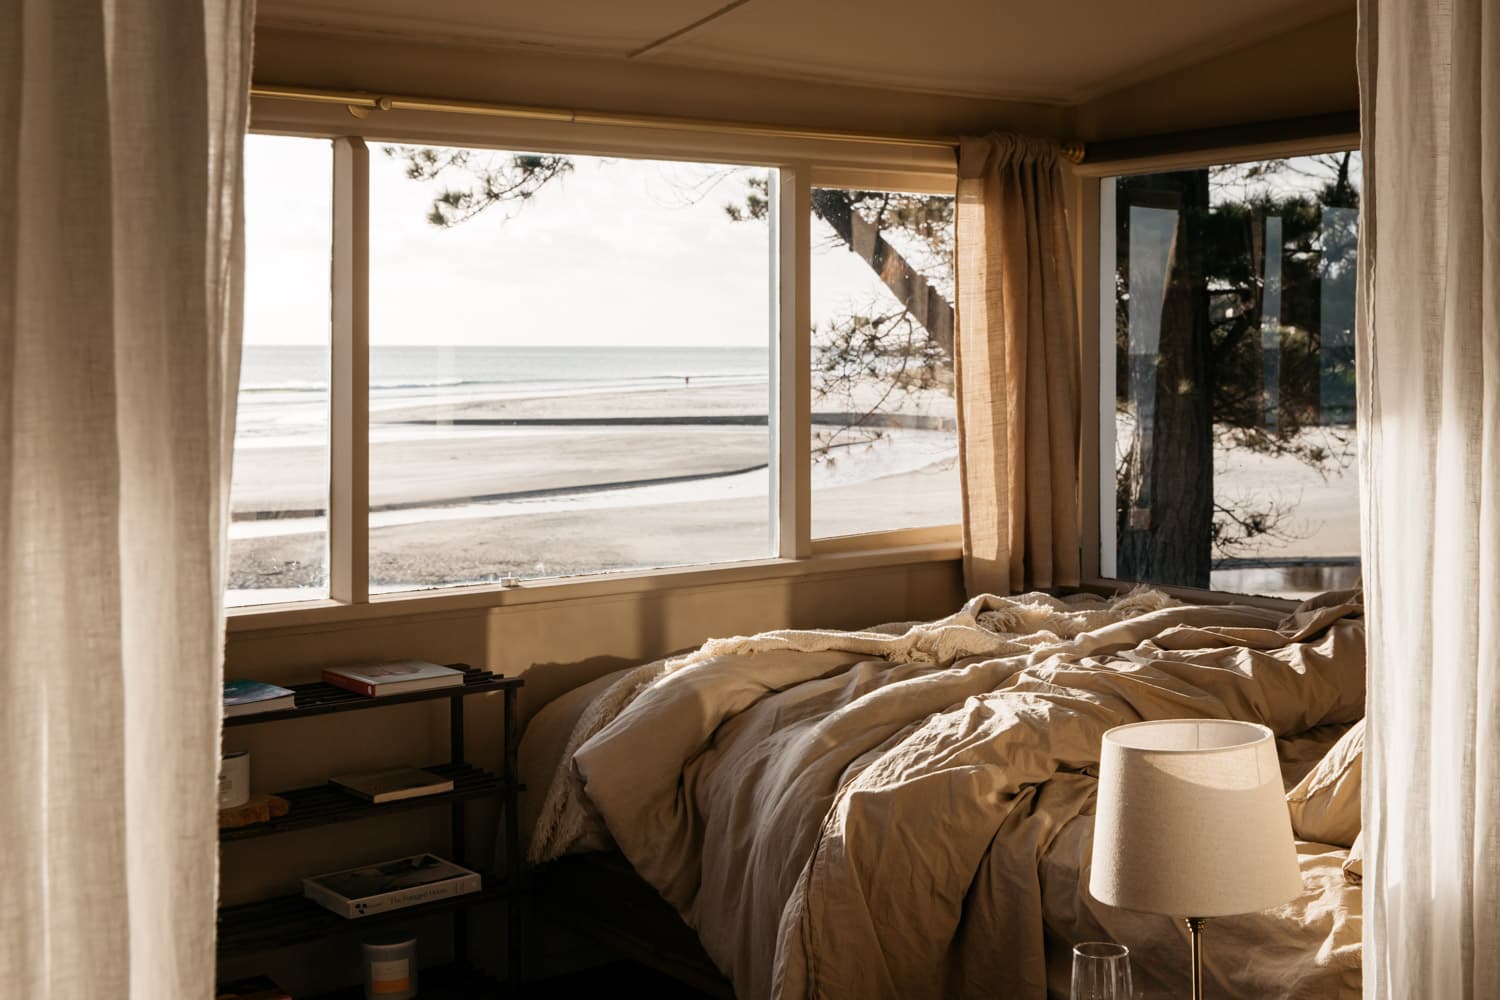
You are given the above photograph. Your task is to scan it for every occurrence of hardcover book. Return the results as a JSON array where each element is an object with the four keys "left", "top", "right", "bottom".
[
  {"left": 330, "top": 766, "right": 455, "bottom": 803},
  {"left": 303, "top": 853, "right": 481, "bottom": 919},
  {"left": 222, "top": 680, "right": 296, "bottom": 717},
  {"left": 321, "top": 660, "right": 464, "bottom": 697}
]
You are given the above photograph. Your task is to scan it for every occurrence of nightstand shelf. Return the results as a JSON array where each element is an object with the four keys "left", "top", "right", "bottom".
[
  {"left": 219, "top": 762, "right": 518, "bottom": 842},
  {"left": 218, "top": 877, "right": 514, "bottom": 955},
  {"left": 217, "top": 662, "right": 523, "bottom": 996},
  {"left": 222, "top": 667, "right": 520, "bottom": 727}
]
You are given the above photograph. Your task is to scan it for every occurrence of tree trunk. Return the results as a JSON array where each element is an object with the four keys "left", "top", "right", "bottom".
[
  {"left": 1116, "top": 172, "right": 1214, "bottom": 588},
  {"left": 810, "top": 189, "right": 954, "bottom": 360}
]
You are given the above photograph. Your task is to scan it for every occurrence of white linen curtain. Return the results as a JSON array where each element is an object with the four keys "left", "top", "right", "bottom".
[
  {"left": 955, "top": 135, "right": 1082, "bottom": 596},
  {"left": 1357, "top": 0, "right": 1499, "bottom": 996},
  {"left": 1, "top": 1, "right": 252, "bottom": 996}
]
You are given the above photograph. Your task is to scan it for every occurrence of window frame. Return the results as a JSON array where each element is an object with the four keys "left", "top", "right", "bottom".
[
  {"left": 230, "top": 105, "right": 960, "bottom": 627},
  {"left": 1071, "top": 134, "right": 1363, "bottom": 606}
]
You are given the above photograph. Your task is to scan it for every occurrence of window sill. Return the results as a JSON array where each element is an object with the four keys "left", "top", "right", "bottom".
[
  {"left": 226, "top": 534, "right": 962, "bottom": 636},
  {"left": 1077, "top": 577, "right": 1301, "bottom": 612}
]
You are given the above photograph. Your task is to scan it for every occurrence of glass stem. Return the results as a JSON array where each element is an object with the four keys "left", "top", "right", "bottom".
[{"left": 1186, "top": 917, "right": 1206, "bottom": 1000}]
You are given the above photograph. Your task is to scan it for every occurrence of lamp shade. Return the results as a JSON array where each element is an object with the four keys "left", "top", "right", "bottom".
[{"left": 1089, "top": 719, "right": 1302, "bottom": 918}]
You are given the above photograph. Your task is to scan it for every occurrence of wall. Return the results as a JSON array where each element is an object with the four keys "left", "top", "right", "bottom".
[{"left": 1069, "top": 11, "right": 1359, "bottom": 142}]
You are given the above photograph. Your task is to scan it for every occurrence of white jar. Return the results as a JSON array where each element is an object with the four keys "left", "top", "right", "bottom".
[
  {"left": 218, "top": 751, "right": 250, "bottom": 809},
  {"left": 362, "top": 937, "right": 417, "bottom": 999}
]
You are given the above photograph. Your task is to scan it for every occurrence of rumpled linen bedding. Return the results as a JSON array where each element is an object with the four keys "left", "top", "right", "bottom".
[{"left": 531, "top": 591, "right": 1365, "bottom": 999}]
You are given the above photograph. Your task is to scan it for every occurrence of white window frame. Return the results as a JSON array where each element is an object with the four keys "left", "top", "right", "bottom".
[
  {"left": 1071, "top": 135, "right": 1362, "bottom": 608},
  {"left": 231, "top": 104, "right": 960, "bottom": 628}
]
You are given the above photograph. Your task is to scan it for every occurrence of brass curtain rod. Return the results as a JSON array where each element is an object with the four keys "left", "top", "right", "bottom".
[{"left": 250, "top": 84, "right": 1088, "bottom": 164}]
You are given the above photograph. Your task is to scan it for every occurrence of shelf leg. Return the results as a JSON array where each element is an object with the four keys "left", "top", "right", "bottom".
[
  {"left": 505, "top": 684, "right": 523, "bottom": 991},
  {"left": 450, "top": 692, "right": 471, "bottom": 970},
  {"left": 449, "top": 692, "right": 466, "bottom": 766}
]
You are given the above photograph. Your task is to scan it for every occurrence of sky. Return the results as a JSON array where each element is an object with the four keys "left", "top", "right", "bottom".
[
  {"left": 1207, "top": 152, "right": 1363, "bottom": 209},
  {"left": 243, "top": 137, "right": 1356, "bottom": 351},
  {"left": 243, "top": 134, "right": 901, "bottom": 349}
]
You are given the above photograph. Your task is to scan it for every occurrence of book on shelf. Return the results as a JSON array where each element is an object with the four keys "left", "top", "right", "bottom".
[
  {"left": 215, "top": 975, "right": 291, "bottom": 1000},
  {"left": 303, "top": 852, "right": 481, "bottom": 919},
  {"left": 222, "top": 680, "right": 296, "bottom": 717},
  {"left": 321, "top": 660, "right": 465, "bottom": 697},
  {"left": 330, "top": 766, "right": 455, "bottom": 804}
]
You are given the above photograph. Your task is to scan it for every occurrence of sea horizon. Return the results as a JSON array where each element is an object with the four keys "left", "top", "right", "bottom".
[{"left": 236, "top": 342, "right": 773, "bottom": 440}]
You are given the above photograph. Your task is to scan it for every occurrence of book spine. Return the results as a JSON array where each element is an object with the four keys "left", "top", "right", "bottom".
[
  {"left": 321, "top": 670, "right": 375, "bottom": 697},
  {"left": 355, "top": 873, "right": 481, "bottom": 917},
  {"left": 302, "top": 878, "right": 359, "bottom": 919}
]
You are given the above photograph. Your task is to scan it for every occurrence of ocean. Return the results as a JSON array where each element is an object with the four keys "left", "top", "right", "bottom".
[{"left": 236, "top": 343, "right": 770, "bottom": 442}]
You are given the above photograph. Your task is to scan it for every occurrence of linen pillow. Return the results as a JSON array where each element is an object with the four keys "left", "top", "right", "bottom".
[
  {"left": 1343, "top": 831, "right": 1364, "bottom": 884},
  {"left": 1286, "top": 717, "right": 1364, "bottom": 848}
]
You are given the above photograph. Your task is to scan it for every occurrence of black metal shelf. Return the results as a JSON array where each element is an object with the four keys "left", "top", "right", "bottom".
[
  {"left": 223, "top": 665, "right": 520, "bottom": 727},
  {"left": 220, "top": 763, "right": 519, "bottom": 842},
  {"left": 305, "top": 962, "right": 503, "bottom": 999},
  {"left": 218, "top": 875, "right": 513, "bottom": 957},
  {"left": 218, "top": 660, "right": 524, "bottom": 989}
]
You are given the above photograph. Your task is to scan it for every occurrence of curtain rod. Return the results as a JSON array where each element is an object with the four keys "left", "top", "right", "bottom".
[{"left": 249, "top": 84, "right": 1089, "bottom": 164}]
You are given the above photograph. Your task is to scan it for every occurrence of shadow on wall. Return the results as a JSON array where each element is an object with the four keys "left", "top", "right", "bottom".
[{"left": 518, "top": 654, "right": 652, "bottom": 729}]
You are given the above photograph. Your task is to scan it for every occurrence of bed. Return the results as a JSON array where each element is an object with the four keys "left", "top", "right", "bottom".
[{"left": 514, "top": 589, "right": 1365, "bottom": 999}]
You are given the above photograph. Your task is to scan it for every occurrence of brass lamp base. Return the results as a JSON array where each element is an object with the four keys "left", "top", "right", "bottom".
[{"left": 1185, "top": 917, "right": 1207, "bottom": 1000}]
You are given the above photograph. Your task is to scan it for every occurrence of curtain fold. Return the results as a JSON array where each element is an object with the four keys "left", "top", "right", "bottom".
[
  {"left": 955, "top": 134, "right": 1082, "bottom": 596},
  {"left": 0, "top": 0, "right": 251, "bottom": 996},
  {"left": 1357, "top": 0, "right": 1499, "bottom": 996}
]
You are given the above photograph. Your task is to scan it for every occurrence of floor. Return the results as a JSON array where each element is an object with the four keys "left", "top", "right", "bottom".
[{"left": 525, "top": 961, "right": 717, "bottom": 999}]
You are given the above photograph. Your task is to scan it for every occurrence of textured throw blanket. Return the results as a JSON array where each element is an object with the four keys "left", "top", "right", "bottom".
[{"left": 534, "top": 590, "right": 1365, "bottom": 999}]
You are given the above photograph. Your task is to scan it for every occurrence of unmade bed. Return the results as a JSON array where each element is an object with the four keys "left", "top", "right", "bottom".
[{"left": 513, "top": 590, "right": 1366, "bottom": 999}]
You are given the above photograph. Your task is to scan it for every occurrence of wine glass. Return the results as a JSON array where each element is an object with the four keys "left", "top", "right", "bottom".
[{"left": 1071, "top": 941, "right": 1133, "bottom": 1000}]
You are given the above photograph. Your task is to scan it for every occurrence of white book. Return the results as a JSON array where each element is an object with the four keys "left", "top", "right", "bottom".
[
  {"left": 321, "top": 660, "right": 465, "bottom": 697},
  {"left": 302, "top": 853, "right": 480, "bottom": 919},
  {"left": 330, "top": 767, "right": 455, "bottom": 804}
]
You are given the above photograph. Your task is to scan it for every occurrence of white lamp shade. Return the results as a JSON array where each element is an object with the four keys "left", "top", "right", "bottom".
[{"left": 1089, "top": 719, "right": 1303, "bottom": 918}]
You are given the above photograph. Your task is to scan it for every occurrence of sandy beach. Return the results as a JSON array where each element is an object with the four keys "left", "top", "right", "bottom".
[{"left": 229, "top": 380, "right": 962, "bottom": 600}]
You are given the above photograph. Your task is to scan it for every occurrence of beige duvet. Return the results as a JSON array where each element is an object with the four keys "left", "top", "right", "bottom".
[{"left": 535, "top": 592, "right": 1365, "bottom": 999}]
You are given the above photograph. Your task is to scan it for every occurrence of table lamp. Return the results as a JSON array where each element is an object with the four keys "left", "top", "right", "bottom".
[{"left": 1089, "top": 719, "right": 1302, "bottom": 1000}]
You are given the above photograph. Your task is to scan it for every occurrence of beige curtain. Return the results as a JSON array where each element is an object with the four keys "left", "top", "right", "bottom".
[
  {"left": 1356, "top": 0, "right": 1500, "bottom": 996},
  {"left": 0, "top": 0, "right": 251, "bottom": 996},
  {"left": 955, "top": 134, "right": 1082, "bottom": 596}
]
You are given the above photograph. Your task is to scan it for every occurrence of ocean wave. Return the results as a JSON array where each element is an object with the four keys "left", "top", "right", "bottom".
[
  {"left": 240, "top": 372, "right": 766, "bottom": 395},
  {"left": 367, "top": 373, "right": 764, "bottom": 390},
  {"left": 239, "top": 384, "right": 329, "bottom": 394},
  {"left": 371, "top": 377, "right": 472, "bottom": 390}
]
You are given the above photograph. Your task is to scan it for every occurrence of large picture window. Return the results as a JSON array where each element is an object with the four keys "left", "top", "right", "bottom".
[
  {"left": 227, "top": 127, "right": 964, "bottom": 611},
  {"left": 1101, "top": 152, "right": 1361, "bottom": 598}
]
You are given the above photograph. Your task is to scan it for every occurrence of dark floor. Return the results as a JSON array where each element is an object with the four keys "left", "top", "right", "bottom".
[{"left": 525, "top": 961, "right": 717, "bottom": 998}]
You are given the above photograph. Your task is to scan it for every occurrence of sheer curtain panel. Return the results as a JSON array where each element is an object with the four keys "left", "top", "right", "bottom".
[
  {"left": 1357, "top": 0, "right": 1499, "bottom": 996},
  {"left": 0, "top": 0, "right": 251, "bottom": 996},
  {"left": 955, "top": 134, "right": 1082, "bottom": 596}
]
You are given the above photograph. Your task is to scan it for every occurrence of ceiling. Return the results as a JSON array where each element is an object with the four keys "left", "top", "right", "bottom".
[{"left": 255, "top": 0, "right": 1355, "bottom": 105}]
